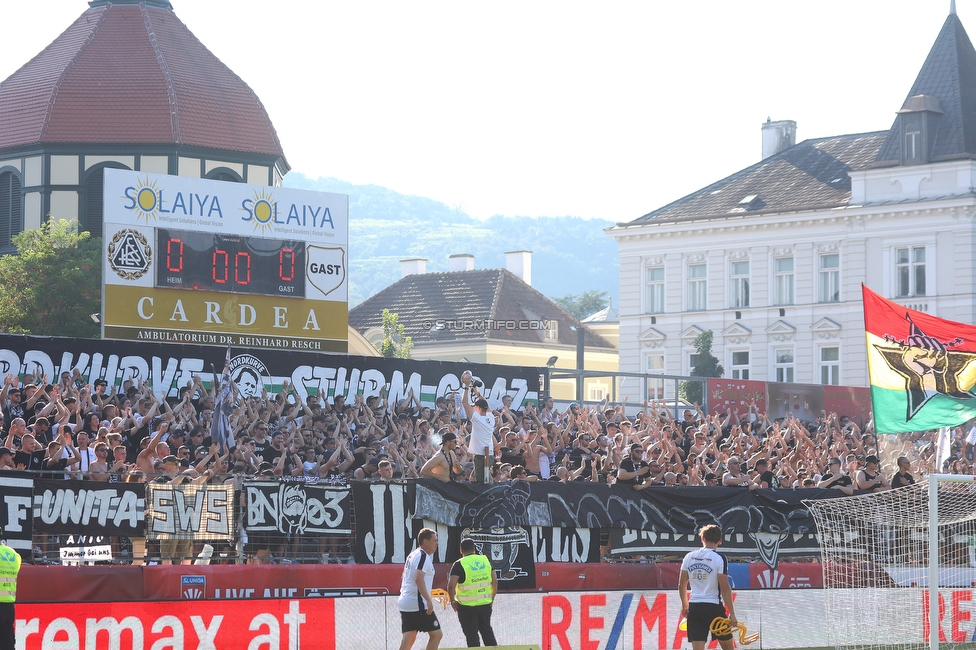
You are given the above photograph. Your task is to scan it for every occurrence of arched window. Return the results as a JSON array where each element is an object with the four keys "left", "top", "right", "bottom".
[
  {"left": 0, "top": 171, "right": 23, "bottom": 249},
  {"left": 204, "top": 167, "right": 244, "bottom": 183},
  {"left": 82, "top": 163, "right": 130, "bottom": 239}
]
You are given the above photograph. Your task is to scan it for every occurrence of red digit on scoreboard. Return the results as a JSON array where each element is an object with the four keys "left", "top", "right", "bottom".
[
  {"left": 213, "top": 249, "right": 228, "bottom": 284},
  {"left": 279, "top": 248, "right": 295, "bottom": 282},
  {"left": 166, "top": 238, "right": 183, "bottom": 273},
  {"left": 235, "top": 252, "right": 251, "bottom": 285}
]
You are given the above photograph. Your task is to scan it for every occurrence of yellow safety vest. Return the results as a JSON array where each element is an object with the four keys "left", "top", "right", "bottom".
[
  {"left": 0, "top": 544, "right": 20, "bottom": 603},
  {"left": 456, "top": 554, "right": 493, "bottom": 607}
]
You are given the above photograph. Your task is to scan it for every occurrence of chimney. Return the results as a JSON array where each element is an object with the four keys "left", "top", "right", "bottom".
[
  {"left": 761, "top": 118, "right": 796, "bottom": 159},
  {"left": 448, "top": 254, "right": 475, "bottom": 272},
  {"left": 505, "top": 250, "right": 532, "bottom": 285},
  {"left": 400, "top": 258, "right": 427, "bottom": 278}
]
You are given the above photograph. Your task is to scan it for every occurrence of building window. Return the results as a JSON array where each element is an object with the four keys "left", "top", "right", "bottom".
[
  {"left": 543, "top": 320, "right": 558, "bottom": 341},
  {"left": 0, "top": 171, "right": 22, "bottom": 249},
  {"left": 645, "top": 266, "right": 665, "bottom": 313},
  {"left": 83, "top": 163, "right": 131, "bottom": 240},
  {"left": 773, "top": 256, "right": 794, "bottom": 305},
  {"left": 588, "top": 384, "right": 608, "bottom": 401},
  {"left": 645, "top": 353, "right": 664, "bottom": 400},
  {"left": 895, "top": 246, "right": 926, "bottom": 297},
  {"left": 730, "top": 260, "right": 749, "bottom": 308},
  {"left": 818, "top": 253, "right": 840, "bottom": 302},
  {"left": 730, "top": 351, "right": 750, "bottom": 379},
  {"left": 774, "top": 348, "right": 794, "bottom": 383},
  {"left": 689, "top": 353, "right": 702, "bottom": 374},
  {"left": 204, "top": 168, "right": 244, "bottom": 183},
  {"left": 820, "top": 347, "right": 839, "bottom": 385},
  {"left": 687, "top": 263, "right": 707, "bottom": 311}
]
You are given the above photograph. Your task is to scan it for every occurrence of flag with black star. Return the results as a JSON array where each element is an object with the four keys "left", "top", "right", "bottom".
[{"left": 864, "top": 285, "right": 976, "bottom": 433}]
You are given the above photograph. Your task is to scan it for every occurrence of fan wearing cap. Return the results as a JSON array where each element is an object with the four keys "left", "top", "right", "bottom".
[
  {"left": 855, "top": 455, "right": 890, "bottom": 492},
  {"left": 420, "top": 431, "right": 461, "bottom": 483},
  {"left": 460, "top": 374, "right": 497, "bottom": 484}
]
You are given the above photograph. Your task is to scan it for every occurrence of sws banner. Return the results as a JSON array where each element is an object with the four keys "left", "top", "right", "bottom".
[
  {"left": 32, "top": 479, "right": 145, "bottom": 536},
  {"left": 0, "top": 334, "right": 540, "bottom": 409},
  {"left": 243, "top": 481, "right": 351, "bottom": 535},
  {"left": 146, "top": 484, "right": 235, "bottom": 541}
]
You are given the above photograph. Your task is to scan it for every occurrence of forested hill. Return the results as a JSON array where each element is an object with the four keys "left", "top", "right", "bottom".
[{"left": 283, "top": 173, "right": 620, "bottom": 307}]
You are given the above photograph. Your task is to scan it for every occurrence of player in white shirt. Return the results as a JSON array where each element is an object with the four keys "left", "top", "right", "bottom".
[
  {"left": 398, "top": 528, "right": 443, "bottom": 650},
  {"left": 461, "top": 372, "right": 497, "bottom": 484},
  {"left": 678, "top": 524, "right": 738, "bottom": 650}
]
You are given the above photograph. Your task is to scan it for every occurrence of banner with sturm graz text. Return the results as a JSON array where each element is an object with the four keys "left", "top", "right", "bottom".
[{"left": 0, "top": 334, "right": 540, "bottom": 410}]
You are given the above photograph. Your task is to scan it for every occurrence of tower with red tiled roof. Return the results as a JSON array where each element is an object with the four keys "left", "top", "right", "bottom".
[{"left": 0, "top": 0, "right": 288, "bottom": 251}]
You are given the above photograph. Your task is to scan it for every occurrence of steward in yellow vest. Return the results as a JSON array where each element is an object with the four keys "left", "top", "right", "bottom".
[
  {"left": 448, "top": 538, "right": 498, "bottom": 647},
  {"left": 0, "top": 535, "right": 21, "bottom": 650}
]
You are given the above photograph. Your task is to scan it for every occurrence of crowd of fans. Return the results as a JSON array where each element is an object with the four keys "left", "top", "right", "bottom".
[{"left": 0, "top": 367, "right": 964, "bottom": 562}]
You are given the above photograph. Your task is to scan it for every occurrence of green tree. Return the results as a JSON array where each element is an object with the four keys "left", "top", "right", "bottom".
[
  {"left": 680, "top": 330, "right": 724, "bottom": 405},
  {"left": 0, "top": 219, "right": 101, "bottom": 338},
  {"left": 377, "top": 308, "right": 413, "bottom": 358},
  {"left": 553, "top": 290, "right": 609, "bottom": 321}
]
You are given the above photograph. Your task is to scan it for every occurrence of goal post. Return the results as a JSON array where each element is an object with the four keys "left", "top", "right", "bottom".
[{"left": 805, "top": 474, "right": 976, "bottom": 650}]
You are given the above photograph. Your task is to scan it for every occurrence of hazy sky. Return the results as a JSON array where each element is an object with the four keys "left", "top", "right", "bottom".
[{"left": 0, "top": 1, "right": 966, "bottom": 222}]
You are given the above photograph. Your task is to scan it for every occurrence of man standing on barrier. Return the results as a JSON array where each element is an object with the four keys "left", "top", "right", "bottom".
[
  {"left": 461, "top": 372, "right": 496, "bottom": 484},
  {"left": 678, "top": 524, "right": 738, "bottom": 650},
  {"left": 0, "top": 528, "right": 20, "bottom": 650},
  {"left": 448, "top": 538, "right": 498, "bottom": 647}
]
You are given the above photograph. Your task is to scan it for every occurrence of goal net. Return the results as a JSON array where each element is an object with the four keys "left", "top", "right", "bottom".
[{"left": 806, "top": 475, "right": 976, "bottom": 650}]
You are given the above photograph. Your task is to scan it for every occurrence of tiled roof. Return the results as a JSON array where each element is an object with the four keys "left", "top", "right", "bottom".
[
  {"left": 0, "top": 2, "right": 285, "bottom": 160},
  {"left": 625, "top": 132, "right": 886, "bottom": 226},
  {"left": 877, "top": 14, "right": 976, "bottom": 163},
  {"left": 348, "top": 269, "right": 614, "bottom": 348}
]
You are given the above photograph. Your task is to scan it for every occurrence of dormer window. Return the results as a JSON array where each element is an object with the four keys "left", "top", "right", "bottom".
[{"left": 897, "top": 95, "right": 942, "bottom": 165}]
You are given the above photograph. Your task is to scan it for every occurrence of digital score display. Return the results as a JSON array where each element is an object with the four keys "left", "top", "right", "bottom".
[{"left": 155, "top": 229, "right": 306, "bottom": 298}]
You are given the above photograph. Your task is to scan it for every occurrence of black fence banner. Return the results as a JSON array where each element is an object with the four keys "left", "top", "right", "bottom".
[
  {"left": 32, "top": 478, "right": 145, "bottom": 536},
  {"left": 243, "top": 481, "right": 351, "bottom": 535},
  {"left": 0, "top": 334, "right": 540, "bottom": 409},
  {"left": 415, "top": 480, "right": 843, "bottom": 535},
  {"left": 352, "top": 481, "right": 416, "bottom": 565},
  {"left": 531, "top": 525, "right": 601, "bottom": 563},
  {"left": 146, "top": 484, "right": 235, "bottom": 541},
  {"left": 0, "top": 472, "right": 34, "bottom": 558}
]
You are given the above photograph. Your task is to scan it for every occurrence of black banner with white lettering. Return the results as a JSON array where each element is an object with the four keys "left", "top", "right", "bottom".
[
  {"left": 0, "top": 334, "right": 540, "bottom": 409},
  {"left": 243, "top": 481, "right": 351, "bottom": 535},
  {"left": 0, "top": 472, "right": 35, "bottom": 558},
  {"left": 352, "top": 481, "right": 417, "bottom": 565},
  {"left": 415, "top": 480, "right": 843, "bottom": 534},
  {"left": 146, "top": 483, "right": 236, "bottom": 541},
  {"left": 32, "top": 479, "right": 145, "bottom": 536}
]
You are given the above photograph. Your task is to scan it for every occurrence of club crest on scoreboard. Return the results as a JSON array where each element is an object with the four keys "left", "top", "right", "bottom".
[
  {"left": 107, "top": 229, "right": 152, "bottom": 280},
  {"left": 306, "top": 246, "right": 346, "bottom": 298}
]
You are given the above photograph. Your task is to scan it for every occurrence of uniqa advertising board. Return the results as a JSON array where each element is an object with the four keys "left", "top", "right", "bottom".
[{"left": 101, "top": 169, "right": 349, "bottom": 352}]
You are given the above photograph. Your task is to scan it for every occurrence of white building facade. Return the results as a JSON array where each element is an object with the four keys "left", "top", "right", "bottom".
[{"left": 608, "top": 10, "right": 976, "bottom": 396}]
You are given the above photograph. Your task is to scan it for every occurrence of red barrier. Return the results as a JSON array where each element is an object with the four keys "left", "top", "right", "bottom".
[
  {"left": 19, "top": 566, "right": 143, "bottom": 602},
  {"left": 17, "top": 599, "right": 334, "bottom": 650},
  {"left": 18, "top": 562, "right": 825, "bottom": 603}
]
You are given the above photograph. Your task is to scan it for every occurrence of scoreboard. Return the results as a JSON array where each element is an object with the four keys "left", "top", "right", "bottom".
[{"left": 101, "top": 170, "right": 348, "bottom": 352}]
